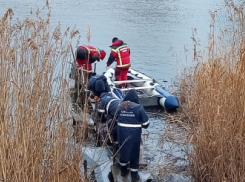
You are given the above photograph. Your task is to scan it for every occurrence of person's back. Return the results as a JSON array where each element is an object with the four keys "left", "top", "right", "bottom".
[
  {"left": 116, "top": 89, "right": 149, "bottom": 182},
  {"left": 107, "top": 37, "right": 131, "bottom": 88},
  {"left": 88, "top": 75, "right": 110, "bottom": 98},
  {"left": 76, "top": 45, "right": 106, "bottom": 80},
  {"left": 88, "top": 75, "right": 123, "bottom": 144},
  {"left": 98, "top": 92, "right": 122, "bottom": 145},
  {"left": 99, "top": 92, "right": 122, "bottom": 118}
]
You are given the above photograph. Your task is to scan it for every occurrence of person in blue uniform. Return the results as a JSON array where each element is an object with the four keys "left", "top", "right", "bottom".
[
  {"left": 87, "top": 75, "right": 111, "bottom": 98},
  {"left": 88, "top": 74, "right": 122, "bottom": 121},
  {"left": 116, "top": 89, "right": 150, "bottom": 182},
  {"left": 88, "top": 75, "right": 123, "bottom": 143}
]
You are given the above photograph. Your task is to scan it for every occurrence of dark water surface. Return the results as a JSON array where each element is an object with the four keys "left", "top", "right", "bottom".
[
  {"left": 1, "top": 0, "right": 243, "bottom": 181},
  {"left": 1, "top": 0, "right": 242, "bottom": 83}
]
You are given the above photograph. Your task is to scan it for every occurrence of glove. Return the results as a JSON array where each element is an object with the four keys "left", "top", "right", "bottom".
[{"left": 94, "top": 96, "right": 99, "bottom": 101}]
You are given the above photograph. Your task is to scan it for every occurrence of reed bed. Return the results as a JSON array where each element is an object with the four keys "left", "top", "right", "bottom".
[
  {"left": 0, "top": 2, "right": 86, "bottom": 181},
  {"left": 179, "top": 1, "right": 245, "bottom": 181}
]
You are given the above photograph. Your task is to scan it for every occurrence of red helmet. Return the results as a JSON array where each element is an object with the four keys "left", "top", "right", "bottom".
[{"left": 100, "top": 50, "right": 106, "bottom": 60}]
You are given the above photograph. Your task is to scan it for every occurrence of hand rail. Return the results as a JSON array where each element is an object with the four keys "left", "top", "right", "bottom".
[
  {"left": 120, "top": 86, "right": 155, "bottom": 91},
  {"left": 113, "top": 79, "right": 152, "bottom": 84}
]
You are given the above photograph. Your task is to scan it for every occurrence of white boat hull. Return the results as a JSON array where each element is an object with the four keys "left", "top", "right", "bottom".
[{"left": 104, "top": 68, "right": 179, "bottom": 111}]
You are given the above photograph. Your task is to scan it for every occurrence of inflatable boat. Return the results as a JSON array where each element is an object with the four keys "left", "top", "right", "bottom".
[{"left": 103, "top": 68, "right": 179, "bottom": 111}]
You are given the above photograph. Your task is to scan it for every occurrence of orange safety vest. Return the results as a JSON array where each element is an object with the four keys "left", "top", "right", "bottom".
[
  {"left": 111, "top": 44, "right": 131, "bottom": 68},
  {"left": 78, "top": 45, "right": 101, "bottom": 72},
  {"left": 82, "top": 45, "right": 101, "bottom": 59}
]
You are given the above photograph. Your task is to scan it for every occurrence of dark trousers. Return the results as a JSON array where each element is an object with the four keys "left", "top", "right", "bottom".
[
  {"left": 111, "top": 125, "right": 118, "bottom": 143},
  {"left": 119, "top": 158, "right": 139, "bottom": 178}
]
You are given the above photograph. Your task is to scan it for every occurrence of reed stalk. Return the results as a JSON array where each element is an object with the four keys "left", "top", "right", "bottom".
[
  {"left": 0, "top": 2, "right": 85, "bottom": 181},
  {"left": 180, "top": 1, "right": 245, "bottom": 181}
]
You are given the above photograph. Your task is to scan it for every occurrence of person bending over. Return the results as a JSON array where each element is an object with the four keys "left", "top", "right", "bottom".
[{"left": 76, "top": 45, "right": 106, "bottom": 81}]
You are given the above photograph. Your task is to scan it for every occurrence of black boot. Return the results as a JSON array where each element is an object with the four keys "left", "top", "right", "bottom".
[
  {"left": 120, "top": 165, "right": 129, "bottom": 177},
  {"left": 131, "top": 171, "right": 140, "bottom": 182}
]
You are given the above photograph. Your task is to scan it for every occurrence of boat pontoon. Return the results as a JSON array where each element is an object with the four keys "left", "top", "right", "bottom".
[{"left": 104, "top": 68, "right": 179, "bottom": 111}]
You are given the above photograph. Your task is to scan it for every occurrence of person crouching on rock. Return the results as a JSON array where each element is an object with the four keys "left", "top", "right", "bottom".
[{"left": 116, "top": 89, "right": 150, "bottom": 182}]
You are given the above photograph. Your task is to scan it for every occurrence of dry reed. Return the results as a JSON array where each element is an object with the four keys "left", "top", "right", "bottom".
[
  {"left": 0, "top": 2, "right": 85, "bottom": 181},
  {"left": 179, "top": 1, "right": 245, "bottom": 181}
]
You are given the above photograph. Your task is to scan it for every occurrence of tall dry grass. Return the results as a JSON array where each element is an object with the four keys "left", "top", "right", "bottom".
[
  {"left": 180, "top": 1, "right": 245, "bottom": 182},
  {"left": 0, "top": 2, "right": 85, "bottom": 181}
]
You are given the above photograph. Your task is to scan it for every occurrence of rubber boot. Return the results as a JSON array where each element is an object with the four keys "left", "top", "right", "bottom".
[
  {"left": 120, "top": 165, "right": 129, "bottom": 177},
  {"left": 131, "top": 171, "right": 140, "bottom": 182}
]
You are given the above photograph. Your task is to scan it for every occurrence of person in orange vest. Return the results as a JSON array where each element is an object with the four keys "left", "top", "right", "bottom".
[
  {"left": 76, "top": 45, "right": 106, "bottom": 79},
  {"left": 107, "top": 37, "right": 131, "bottom": 88}
]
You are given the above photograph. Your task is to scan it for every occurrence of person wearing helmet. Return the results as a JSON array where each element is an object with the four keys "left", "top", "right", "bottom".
[
  {"left": 76, "top": 45, "right": 106, "bottom": 80},
  {"left": 107, "top": 37, "right": 131, "bottom": 88},
  {"left": 116, "top": 89, "right": 149, "bottom": 182}
]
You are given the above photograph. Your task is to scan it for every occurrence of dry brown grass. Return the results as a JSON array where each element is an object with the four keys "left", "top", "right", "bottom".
[
  {"left": 179, "top": 1, "right": 245, "bottom": 182},
  {"left": 0, "top": 2, "right": 86, "bottom": 181}
]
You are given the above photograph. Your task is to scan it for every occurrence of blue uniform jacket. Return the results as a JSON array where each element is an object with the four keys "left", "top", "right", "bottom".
[
  {"left": 88, "top": 75, "right": 110, "bottom": 96},
  {"left": 99, "top": 92, "right": 122, "bottom": 118},
  {"left": 117, "top": 101, "right": 149, "bottom": 162}
]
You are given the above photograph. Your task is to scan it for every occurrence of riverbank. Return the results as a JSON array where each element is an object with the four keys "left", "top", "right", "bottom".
[
  {"left": 70, "top": 77, "right": 192, "bottom": 182},
  {"left": 0, "top": 5, "right": 83, "bottom": 182},
  {"left": 178, "top": 2, "right": 245, "bottom": 181},
  {"left": 1, "top": 0, "right": 245, "bottom": 181}
]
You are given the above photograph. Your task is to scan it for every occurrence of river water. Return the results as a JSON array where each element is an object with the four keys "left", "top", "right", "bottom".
[
  {"left": 1, "top": 0, "right": 243, "bottom": 181},
  {"left": 1, "top": 0, "right": 242, "bottom": 83}
]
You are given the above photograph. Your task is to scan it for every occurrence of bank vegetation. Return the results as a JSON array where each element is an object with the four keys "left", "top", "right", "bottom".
[
  {"left": 180, "top": 1, "right": 245, "bottom": 182},
  {"left": 0, "top": 2, "right": 87, "bottom": 181}
]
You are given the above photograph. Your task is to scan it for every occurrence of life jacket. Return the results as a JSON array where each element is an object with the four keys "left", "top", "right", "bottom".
[
  {"left": 81, "top": 45, "right": 101, "bottom": 60},
  {"left": 110, "top": 41, "right": 131, "bottom": 68},
  {"left": 77, "top": 45, "right": 101, "bottom": 72}
]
